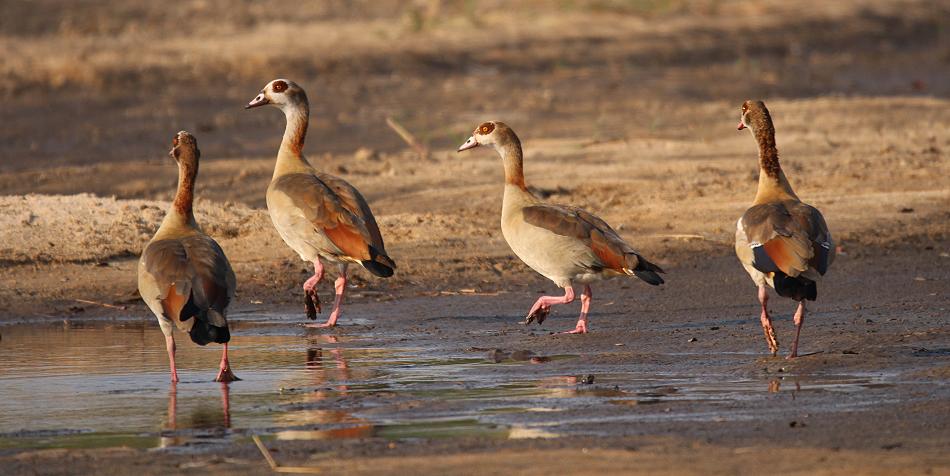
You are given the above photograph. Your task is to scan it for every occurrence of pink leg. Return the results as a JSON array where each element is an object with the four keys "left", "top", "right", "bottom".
[
  {"left": 522, "top": 286, "right": 575, "bottom": 326},
  {"left": 307, "top": 264, "right": 348, "bottom": 328},
  {"left": 165, "top": 334, "right": 179, "bottom": 383},
  {"left": 304, "top": 259, "right": 325, "bottom": 319},
  {"left": 758, "top": 285, "right": 779, "bottom": 356},
  {"left": 562, "top": 285, "right": 592, "bottom": 334},
  {"left": 214, "top": 343, "right": 240, "bottom": 382},
  {"left": 788, "top": 301, "right": 806, "bottom": 359}
]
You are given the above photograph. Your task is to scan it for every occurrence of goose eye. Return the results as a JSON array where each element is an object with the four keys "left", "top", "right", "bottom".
[
  {"left": 272, "top": 80, "right": 288, "bottom": 93},
  {"left": 172, "top": 136, "right": 179, "bottom": 147},
  {"left": 478, "top": 122, "right": 495, "bottom": 134}
]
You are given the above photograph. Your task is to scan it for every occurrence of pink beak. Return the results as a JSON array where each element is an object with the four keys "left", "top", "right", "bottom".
[
  {"left": 457, "top": 136, "right": 479, "bottom": 152},
  {"left": 737, "top": 121, "right": 746, "bottom": 130},
  {"left": 245, "top": 93, "right": 269, "bottom": 109}
]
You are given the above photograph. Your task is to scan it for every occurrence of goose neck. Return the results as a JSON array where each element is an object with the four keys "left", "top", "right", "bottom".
[
  {"left": 752, "top": 123, "right": 798, "bottom": 203},
  {"left": 166, "top": 161, "right": 198, "bottom": 229},
  {"left": 274, "top": 101, "right": 313, "bottom": 178},
  {"left": 499, "top": 140, "right": 527, "bottom": 192}
]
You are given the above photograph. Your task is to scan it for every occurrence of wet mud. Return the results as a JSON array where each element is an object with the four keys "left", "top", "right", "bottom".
[{"left": 1, "top": 248, "right": 947, "bottom": 474}]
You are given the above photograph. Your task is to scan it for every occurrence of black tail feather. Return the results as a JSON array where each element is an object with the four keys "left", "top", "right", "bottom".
[{"left": 773, "top": 272, "right": 817, "bottom": 301}]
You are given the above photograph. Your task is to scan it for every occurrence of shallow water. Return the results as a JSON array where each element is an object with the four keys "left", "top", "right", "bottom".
[{"left": 0, "top": 318, "right": 902, "bottom": 451}]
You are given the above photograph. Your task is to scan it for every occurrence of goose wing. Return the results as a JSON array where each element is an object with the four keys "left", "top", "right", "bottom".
[
  {"left": 270, "top": 173, "right": 394, "bottom": 274},
  {"left": 522, "top": 204, "right": 663, "bottom": 282},
  {"left": 738, "top": 200, "right": 834, "bottom": 279}
]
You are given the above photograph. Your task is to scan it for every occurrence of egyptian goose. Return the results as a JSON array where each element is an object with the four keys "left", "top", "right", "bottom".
[
  {"left": 138, "top": 131, "right": 238, "bottom": 382},
  {"left": 735, "top": 100, "right": 835, "bottom": 358},
  {"left": 457, "top": 121, "right": 664, "bottom": 334},
  {"left": 246, "top": 79, "right": 395, "bottom": 327}
]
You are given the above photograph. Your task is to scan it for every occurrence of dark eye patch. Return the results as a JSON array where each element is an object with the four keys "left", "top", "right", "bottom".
[
  {"left": 273, "top": 80, "right": 288, "bottom": 93},
  {"left": 478, "top": 122, "right": 495, "bottom": 134},
  {"left": 172, "top": 135, "right": 179, "bottom": 147}
]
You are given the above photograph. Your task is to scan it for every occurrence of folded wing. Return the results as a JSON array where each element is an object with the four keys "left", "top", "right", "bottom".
[
  {"left": 522, "top": 204, "right": 664, "bottom": 284},
  {"left": 739, "top": 200, "right": 834, "bottom": 281},
  {"left": 138, "top": 235, "right": 235, "bottom": 344},
  {"left": 272, "top": 173, "right": 395, "bottom": 276}
]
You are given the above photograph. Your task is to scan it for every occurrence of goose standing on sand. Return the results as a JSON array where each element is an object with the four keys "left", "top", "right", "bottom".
[
  {"left": 246, "top": 79, "right": 395, "bottom": 327},
  {"left": 735, "top": 100, "right": 835, "bottom": 358},
  {"left": 138, "top": 131, "right": 238, "bottom": 382},
  {"left": 457, "top": 122, "right": 664, "bottom": 334}
]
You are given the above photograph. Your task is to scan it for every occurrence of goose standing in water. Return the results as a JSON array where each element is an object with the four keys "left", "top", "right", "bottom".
[
  {"left": 246, "top": 79, "right": 395, "bottom": 327},
  {"left": 458, "top": 121, "right": 664, "bottom": 334},
  {"left": 735, "top": 100, "right": 835, "bottom": 358},
  {"left": 138, "top": 131, "right": 238, "bottom": 382}
]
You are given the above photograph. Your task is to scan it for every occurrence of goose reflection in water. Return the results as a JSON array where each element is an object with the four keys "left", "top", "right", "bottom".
[
  {"left": 767, "top": 378, "right": 801, "bottom": 395},
  {"left": 160, "top": 382, "right": 232, "bottom": 448},
  {"left": 276, "top": 335, "right": 373, "bottom": 440}
]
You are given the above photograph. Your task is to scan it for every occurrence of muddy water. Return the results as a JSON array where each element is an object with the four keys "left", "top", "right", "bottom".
[
  {"left": 0, "top": 319, "right": 511, "bottom": 450},
  {"left": 0, "top": 314, "right": 909, "bottom": 452}
]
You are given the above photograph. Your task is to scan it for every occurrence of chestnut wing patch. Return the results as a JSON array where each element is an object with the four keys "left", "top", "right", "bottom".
[
  {"left": 522, "top": 204, "right": 633, "bottom": 273},
  {"left": 741, "top": 201, "right": 832, "bottom": 278},
  {"left": 142, "top": 239, "right": 193, "bottom": 322},
  {"left": 317, "top": 172, "right": 388, "bottom": 255},
  {"left": 272, "top": 173, "right": 377, "bottom": 262}
]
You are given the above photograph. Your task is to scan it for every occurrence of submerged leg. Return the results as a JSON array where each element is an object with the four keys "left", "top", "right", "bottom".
[
  {"left": 214, "top": 342, "right": 240, "bottom": 382},
  {"left": 523, "top": 286, "right": 575, "bottom": 326},
  {"left": 307, "top": 263, "right": 348, "bottom": 328},
  {"left": 788, "top": 301, "right": 806, "bottom": 359},
  {"left": 303, "top": 259, "right": 325, "bottom": 319},
  {"left": 758, "top": 285, "right": 779, "bottom": 356},
  {"left": 562, "top": 284, "right": 592, "bottom": 334},
  {"left": 165, "top": 334, "right": 179, "bottom": 383}
]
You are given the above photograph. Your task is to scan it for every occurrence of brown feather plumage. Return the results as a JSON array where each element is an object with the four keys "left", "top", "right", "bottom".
[{"left": 522, "top": 204, "right": 655, "bottom": 275}]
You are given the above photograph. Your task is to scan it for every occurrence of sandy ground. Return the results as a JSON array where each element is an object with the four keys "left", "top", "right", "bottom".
[{"left": 1, "top": 0, "right": 949, "bottom": 474}]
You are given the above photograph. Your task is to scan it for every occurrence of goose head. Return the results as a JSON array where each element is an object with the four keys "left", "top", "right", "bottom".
[
  {"left": 737, "top": 100, "right": 771, "bottom": 131},
  {"left": 457, "top": 121, "right": 517, "bottom": 153},
  {"left": 245, "top": 79, "right": 307, "bottom": 110},
  {"left": 169, "top": 130, "right": 200, "bottom": 165}
]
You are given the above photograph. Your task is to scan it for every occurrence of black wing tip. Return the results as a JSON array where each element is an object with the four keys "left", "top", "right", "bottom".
[
  {"left": 361, "top": 260, "right": 395, "bottom": 278},
  {"left": 647, "top": 262, "right": 665, "bottom": 274},
  {"left": 631, "top": 254, "right": 664, "bottom": 282},
  {"left": 634, "top": 270, "right": 664, "bottom": 286}
]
